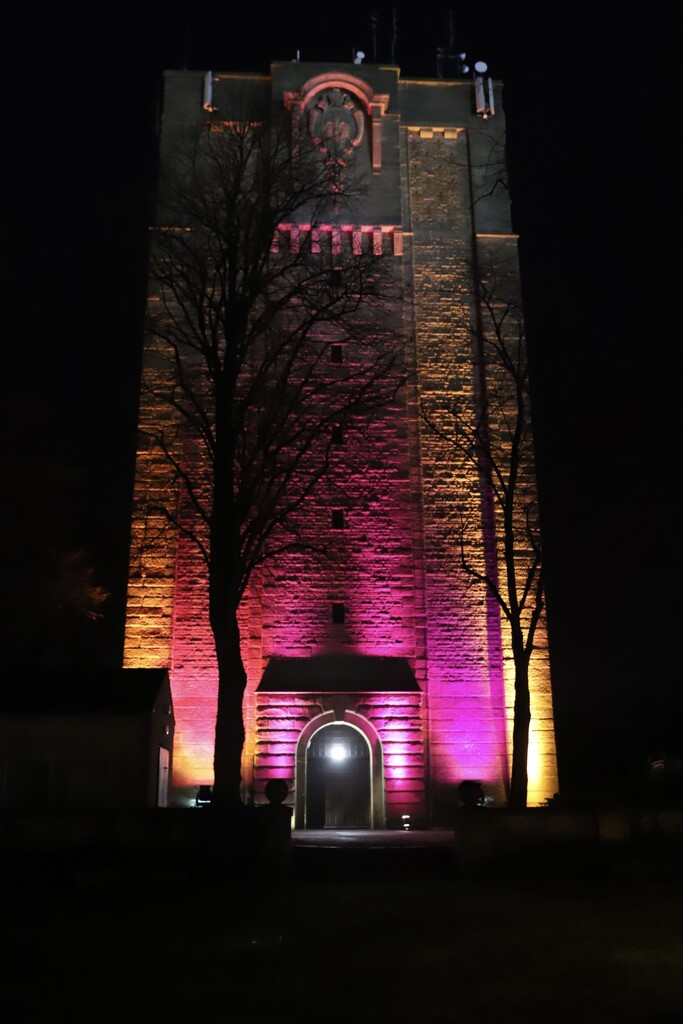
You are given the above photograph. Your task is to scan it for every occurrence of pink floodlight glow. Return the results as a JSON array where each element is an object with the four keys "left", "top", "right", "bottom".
[
  {"left": 159, "top": 256, "right": 513, "bottom": 809},
  {"left": 121, "top": 64, "right": 561, "bottom": 820}
]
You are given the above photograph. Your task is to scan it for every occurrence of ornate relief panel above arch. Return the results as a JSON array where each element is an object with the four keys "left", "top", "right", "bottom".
[{"left": 283, "top": 72, "right": 390, "bottom": 174}]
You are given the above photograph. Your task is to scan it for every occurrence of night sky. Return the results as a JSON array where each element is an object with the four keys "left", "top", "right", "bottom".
[{"left": 4, "top": 2, "right": 681, "bottom": 795}]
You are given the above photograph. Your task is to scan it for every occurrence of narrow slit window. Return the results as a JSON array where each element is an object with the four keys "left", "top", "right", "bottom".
[
  {"left": 332, "top": 602, "right": 345, "bottom": 624},
  {"left": 330, "top": 343, "right": 343, "bottom": 364},
  {"left": 331, "top": 509, "right": 345, "bottom": 530},
  {"left": 331, "top": 424, "right": 344, "bottom": 445}
]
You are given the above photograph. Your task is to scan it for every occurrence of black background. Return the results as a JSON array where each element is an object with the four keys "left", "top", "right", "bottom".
[{"left": 4, "top": 2, "right": 681, "bottom": 795}]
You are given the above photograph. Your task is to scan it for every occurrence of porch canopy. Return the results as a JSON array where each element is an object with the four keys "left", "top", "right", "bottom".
[{"left": 257, "top": 655, "right": 419, "bottom": 692}]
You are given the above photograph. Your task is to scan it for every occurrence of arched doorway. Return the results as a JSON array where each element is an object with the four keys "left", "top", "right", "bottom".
[{"left": 306, "top": 723, "right": 371, "bottom": 828}]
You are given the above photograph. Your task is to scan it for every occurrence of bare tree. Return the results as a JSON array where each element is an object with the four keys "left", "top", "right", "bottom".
[
  {"left": 423, "top": 255, "right": 543, "bottom": 809},
  {"left": 139, "top": 114, "right": 403, "bottom": 807}
]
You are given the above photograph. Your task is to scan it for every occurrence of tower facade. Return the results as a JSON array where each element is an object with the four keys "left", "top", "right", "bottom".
[{"left": 124, "top": 62, "right": 558, "bottom": 823}]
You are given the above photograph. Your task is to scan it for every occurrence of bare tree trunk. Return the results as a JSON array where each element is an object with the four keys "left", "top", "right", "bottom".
[
  {"left": 211, "top": 610, "right": 247, "bottom": 808},
  {"left": 209, "top": 528, "right": 247, "bottom": 807},
  {"left": 509, "top": 632, "right": 530, "bottom": 809},
  {"left": 208, "top": 459, "right": 246, "bottom": 808}
]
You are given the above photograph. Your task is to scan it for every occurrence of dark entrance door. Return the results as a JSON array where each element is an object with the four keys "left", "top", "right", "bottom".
[{"left": 306, "top": 724, "right": 371, "bottom": 828}]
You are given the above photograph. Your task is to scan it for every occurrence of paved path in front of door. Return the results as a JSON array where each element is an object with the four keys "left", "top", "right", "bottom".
[{"left": 293, "top": 828, "right": 454, "bottom": 848}]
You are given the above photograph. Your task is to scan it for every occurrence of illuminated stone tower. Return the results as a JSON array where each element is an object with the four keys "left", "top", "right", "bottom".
[{"left": 124, "top": 62, "right": 558, "bottom": 823}]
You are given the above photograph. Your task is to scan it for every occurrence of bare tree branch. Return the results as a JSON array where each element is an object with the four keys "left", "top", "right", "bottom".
[
  {"left": 137, "top": 113, "right": 405, "bottom": 805},
  {"left": 421, "top": 253, "right": 543, "bottom": 808}
]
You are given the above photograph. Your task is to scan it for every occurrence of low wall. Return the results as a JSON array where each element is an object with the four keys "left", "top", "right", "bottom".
[{"left": 453, "top": 805, "right": 683, "bottom": 869}]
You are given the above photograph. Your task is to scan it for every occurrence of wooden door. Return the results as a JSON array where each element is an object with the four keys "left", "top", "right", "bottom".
[{"left": 306, "top": 724, "right": 370, "bottom": 828}]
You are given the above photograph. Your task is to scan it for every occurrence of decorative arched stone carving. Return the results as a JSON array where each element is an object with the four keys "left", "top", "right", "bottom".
[
  {"left": 284, "top": 72, "right": 389, "bottom": 174},
  {"left": 308, "top": 88, "right": 365, "bottom": 166}
]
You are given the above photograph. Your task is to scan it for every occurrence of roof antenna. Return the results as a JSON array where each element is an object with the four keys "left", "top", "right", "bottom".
[
  {"left": 370, "top": 9, "right": 379, "bottom": 61},
  {"left": 391, "top": 8, "right": 398, "bottom": 64},
  {"left": 440, "top": 8, "right": 462, "bottom": 78}
]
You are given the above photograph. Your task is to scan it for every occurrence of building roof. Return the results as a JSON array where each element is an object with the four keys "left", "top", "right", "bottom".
[
  {"left": 0, "top": 668, "right": 171, "bottom": 715},
  {"left": 258, "top": 655, "right": 419, "bottom": 692}
]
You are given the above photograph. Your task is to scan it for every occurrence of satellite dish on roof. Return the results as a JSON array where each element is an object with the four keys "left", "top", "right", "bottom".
[{"left": 474, "top": 60, "right": 488, "bottom": 73}]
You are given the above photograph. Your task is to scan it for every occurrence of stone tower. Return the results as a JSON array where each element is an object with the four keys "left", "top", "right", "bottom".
[{"left": 124, "top": 62, "right": 558, "bottom": 823}]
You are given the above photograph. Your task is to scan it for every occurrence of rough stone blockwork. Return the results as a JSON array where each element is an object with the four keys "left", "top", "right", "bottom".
[{"left": 124, "top": 64, "right": 557, "bottom": 818}]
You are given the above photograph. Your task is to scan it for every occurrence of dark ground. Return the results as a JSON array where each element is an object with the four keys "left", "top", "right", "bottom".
[{"left": 4, "top": 832, "right": 683, "bottom": 1024}]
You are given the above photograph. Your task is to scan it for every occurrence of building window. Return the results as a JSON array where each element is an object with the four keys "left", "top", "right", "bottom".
[
  {"left": 330, "top": 343, "right": 343, "bottom": 364},
  {"left": 332, "top": 602, "right": 345, "bottom": 624},
  {"left": 331, "top": 424, "right": 344, "bottom": 445},
  {"left": 331, "top": 509, "right": 345, "bottom": 529}
]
